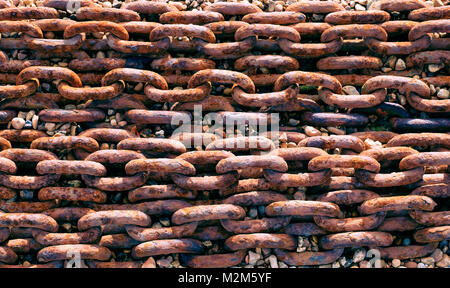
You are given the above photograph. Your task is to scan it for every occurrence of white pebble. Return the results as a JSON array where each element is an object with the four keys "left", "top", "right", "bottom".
[
  {"left": 437, "top": 88, "right": 449, "bottom": 99},
  {"left": 11, "top": 118, "right": 25, "bottom": 130}
]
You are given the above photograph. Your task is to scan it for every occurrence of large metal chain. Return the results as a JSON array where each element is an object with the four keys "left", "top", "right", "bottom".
[{"left": 0, "top": 0, "right": 448, "bottom": 268}]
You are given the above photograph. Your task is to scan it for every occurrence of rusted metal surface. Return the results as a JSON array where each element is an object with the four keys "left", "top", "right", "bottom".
[{"left": 0, "top": 1, "right": 447, "bottom": 269}]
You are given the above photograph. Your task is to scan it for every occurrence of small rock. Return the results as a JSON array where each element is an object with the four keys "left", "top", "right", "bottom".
[
  {"left": 402, "top": 238, "right": 411, "bottom": 246},
  {"left": 159, "top": 218, "right": 170, "bottom": 227},
  {"left": 436, "top": 254, "right": 450, "bottom": 268},
  {"left": 428, "top": 63, "right": 444, "bottom": 73},
  {"left": 25, "top": 110, "right": 35, "bottom": 121},
  {"left": 386, "top": 56, "right": 397, "bottom": 69},
  {"left": 437, "top": 88, "right": 449, "bottom": 99},
  {"left": 355, "top": 3, "right": 366, "bottom": 10},
  {"left": 248, "top": 251, "right": 261, "bottom": 265},
  {"left": 431, "top": 249, "right": 443, "bottom": 262},
  {"left": 404, "top": 261, "right": 418, "bottom": 268},
  {"left": 156, "top": 259, "right": 171, "bottom": 268},
  {"left": 364, "top": 138, "right": 382, "bottom": 149},
  {"left": 395, "top": 59, "right": 406, "bottom": 71},
  {"left": 311, "top": 13, "right": 324, "bottom": 21},
  {"left": 288, "top": 118, "right": 300, "bottom": 126},
  {"left": 417, "top": 263, "right": 427, "bottom": 268},
  {"left": 134, "top": 82, "right": 143, "bottom": 92},
  {"left": 152, "top": 222, "right": 162, "bottom": 229},
  {"left": 342, "top": 85, "right": 359, "bottom": 95},
  {"left": 64, "top": 104, "right": 76, "bottom": 110},
  {"left": 430, "top": 84, "right": 436, "bottom": 95},
  {"left": 202, "top": 240, "right": 212, "bottom": 248},
  {"left": 331, "top": 262, "right": 340, "bottom": 268},
  {"left": 381, "top": 67, "right": 392, "bottom": 73},
  {"left": 248, "top": 207, "right": 258, "bottom": 218},
  {"left": 224, "top": 87, "right": 233, "bottom": 95},
  {"left": 398, "top": 94, "right": 407, "bottom": 106},
  {"left": 61, "top": 223, "right": 72, "bottom": 232},
  {"left": 352, "top": 248, "right": 366, "bottom": 263},
  {"left": 293, "top": 191, "right": 305, "bottom": 200},
  {"left": 304, "top": 126, "right": 321, "bottom": 136},
  {"left": 32, "top": 115, "right": 39, "bottom": 129},
  {"left": 23, "top": 120, "right": 32, "bottom": 129},
  {"left": 274, "top": 3, "right": 283, "bottom": 11},
  {"left": 391, "top": 259, "right": 401, "bottom": 268},
  {"left": 17, "top": 52, "right": 27, "bottom": 60},
  {"left": 41, "top": 83, "right": 51, "bottom": 92},
  {"left": 20, "top": 190, "right": 33, "bottom": 200},
  {"left": 278, "top": 261, "right": 288, "bottom": 268},
  {"left": 421, "top": 257, "right": 435, "bottom": 265},
  {"left": 11, "top": 118, "right": 25, "bottom": 130},
  {"left": 268, "top": 255, "right": 278, "bottom": 268},
  {"left": 67, "top": 180, "right": 82, "bottom": 188}
]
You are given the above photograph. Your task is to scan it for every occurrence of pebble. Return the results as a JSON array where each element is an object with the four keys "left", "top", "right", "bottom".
[
  {"left": 248, "top": 207, "right": 258, "bottom": 218},
  {"left": 381, "top": 67, "right": 392, "bottom": 73},
  {"left": 159, "top": 218, "right": 170, "bottom": 227},
  {"left": 288, "top": 118, "right": 300, "bottom": 126},
  {"left": 268, "top": 255, "right": 278, "bottom": 268},
  {"left": 304, "top": 126, "right": 321, "bottom": 136},
  {"left": 421, "top": 257, "right": 435, "bottom": 265},
  {"left": 61, "top": 223, "right": 72, "bottom": 232},
  {"left": 405, "top": 261, "right": 418, "bottom": 268},
  {"left": 20, "top": 190, "right": 33, "bottom": 200},
  {"left": 431, "top": 249, "right": 443, "bottom": 262},
  {"left": 355, "top": 3, "right": 366, "bottom": 10},
  {"left": 23, "top": 120, "right": 32, "bottom": 129},
  {"left": 417, "top": 263, "right": 427, "bottom": 268},
  {"left": 134, "top": 83, "right": 143, "bottom": 92},
  {"left": 18, "top": 111, "right": 27, "bottom": 119},
  {"left": 395, "top": 59, "right": 406, "bottom": 71},
  {"left": 331, "top": 262, "right": 340, "bottom": 268},
  {"left": 398, "top": 94, "right": 407, "bottom": 106},
  {"left": 248, "top": 251, "right": 261, "bottom": 265},
  {"left": 31, "top": 115, "right": 39, "bottom": 129},
  {"left": 293, "top": 191, "right": 306, "bottom": 200},
  {"left": 436, "top": 254, "right": 450, "bottom": 268},
  {"left": 67, "top": 180, "right": 82, "bottom": 188},
  {"left": 278, "top": 261, "right": 288, "bottom": 268},
  {"left": 402, "top": 238, "right": 411, "bottom": 246},
  {"left": 352, "top": 248, "right": 366, "bottom": 263},
  {"left": 437, "top": 88, "right": 449, "bottom": 99},
  {"left": 25, "top": 110, "right": 35, "bottom": 121},
  {"left": 428, "top": 63, "right": 444, "bottom": 72},
  {"left": 11, "top": 118, "right": 25, "bottom": 130},
  {"left": 342, "top": 85, "right": 359, "bottom": 95},
  {"left": 391, "top": 259, "right": 401, "bottom": 268},
  {"left": 387, "top": 56, "right": 397, "bottom": 69},
  {"left": 364, "top": 138, "right": 382, "bottom": 149},
  {"left": 156, "top": 259, "right": 171, "bottom": 268}
]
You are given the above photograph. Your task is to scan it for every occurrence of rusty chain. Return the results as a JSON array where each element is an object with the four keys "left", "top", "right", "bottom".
[{"left": 0, "top": 0, "right": 448, "bottom": 268}]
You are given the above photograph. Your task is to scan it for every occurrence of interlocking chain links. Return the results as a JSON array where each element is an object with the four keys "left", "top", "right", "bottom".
[{"left": 0, "top": 0, "right": 448, "bottom": 268}]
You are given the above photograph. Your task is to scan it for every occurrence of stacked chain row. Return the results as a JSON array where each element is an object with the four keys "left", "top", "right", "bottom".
[
  {"left": 0, "top": 0, "right": 448, "bottom": 268},
  {"left": 0, "top": 132, "right": 448, "bottom": 268}
]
